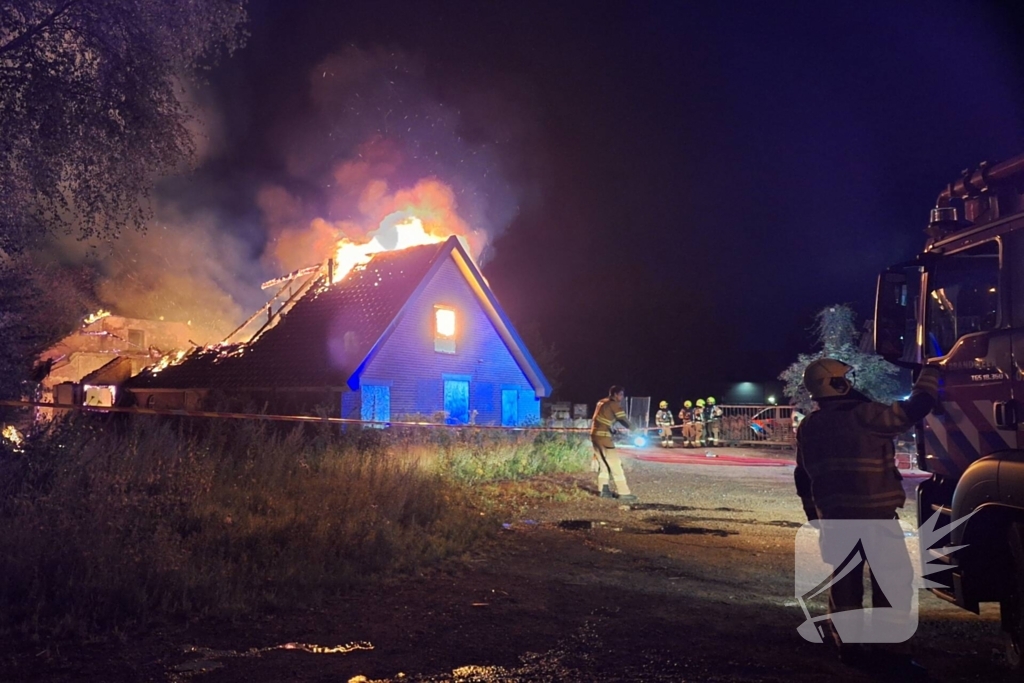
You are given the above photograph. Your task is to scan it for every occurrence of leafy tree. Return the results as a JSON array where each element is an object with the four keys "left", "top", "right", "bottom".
[
  {"left": 0, "top": 256, "right": 93, "bottom": 399},
  {"left": 0, "top": 0, "right": 247, "bottom": 399},
  {"left": 0, "top": 0, "right": 248, "bottom": 253},
  {"left": 780, "top": 304, "right": 901, "bottom": 412}
]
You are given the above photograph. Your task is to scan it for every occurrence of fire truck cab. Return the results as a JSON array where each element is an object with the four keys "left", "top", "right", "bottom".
[{"left": 874, "top": 153, "right": 1024, "bottom": 672}]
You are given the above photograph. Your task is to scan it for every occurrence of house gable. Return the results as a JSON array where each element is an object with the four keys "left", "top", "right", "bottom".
[
  {"left": 358, "top": 254, "right": 539, "bottom": 424},
  {"left": 350, "top": 237, "right": 551, "bottom": 399}
]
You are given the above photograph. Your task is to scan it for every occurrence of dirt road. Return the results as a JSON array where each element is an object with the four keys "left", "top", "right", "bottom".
[{"left": 5, "top": 447, "right": 1011, "bottom": 682}]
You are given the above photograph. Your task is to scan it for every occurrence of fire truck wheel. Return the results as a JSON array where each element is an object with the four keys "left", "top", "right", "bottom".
[{"left": 1003, "top": 521, "right": 1024, "bottom": 677}]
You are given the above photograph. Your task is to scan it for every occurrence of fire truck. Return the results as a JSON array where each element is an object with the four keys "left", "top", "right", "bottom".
[{"left": 873, "top": 153, "right": 1024, "bottom": 673}]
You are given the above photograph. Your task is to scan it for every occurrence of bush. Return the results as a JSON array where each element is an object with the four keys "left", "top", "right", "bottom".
[
  {"left": 0, "top": 415, "right": 591, "bottom": 638},
  {"left": 429, "top": 429, "right": 592, "bottom": 484}
]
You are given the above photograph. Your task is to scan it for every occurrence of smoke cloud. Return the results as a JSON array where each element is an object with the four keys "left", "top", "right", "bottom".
[
  {"left": 42, "top": 44, "right": 538, "bottom": 344},
  {"left": 48, "top": 204, "right": 265, "bottom": 344},
  {"left": 260, "top": 46, "right": 529, "bottom": 272}
]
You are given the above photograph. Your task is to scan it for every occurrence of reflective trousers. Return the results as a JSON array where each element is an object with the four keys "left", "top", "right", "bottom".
[
  {"left": 708, "top": 421, "right": 721, "bottom": 445},
  {"left": 658, "top": 426, "right": 674, "bottom": 446},
  {"left": 592, "top": 442, "right": 631, "bottom": 495}
]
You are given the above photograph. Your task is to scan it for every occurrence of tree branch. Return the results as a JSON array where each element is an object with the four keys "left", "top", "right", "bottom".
[{"left": 0, "top": 0, "right": 84, "bottom": 57}]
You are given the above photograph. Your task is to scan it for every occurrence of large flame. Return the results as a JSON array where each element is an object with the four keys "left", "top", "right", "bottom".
[{"left": 331, "top": 214, "right": 446, "bottom": 283}]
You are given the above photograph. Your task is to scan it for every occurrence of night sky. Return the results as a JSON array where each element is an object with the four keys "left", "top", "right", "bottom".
[{"left": 137, "top": 1, "right": 1024, "bottom": 405}]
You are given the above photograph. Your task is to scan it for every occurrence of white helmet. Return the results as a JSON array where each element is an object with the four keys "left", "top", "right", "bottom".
[{"left": 803, "top": 358, "right": 853, "bottom": 399}]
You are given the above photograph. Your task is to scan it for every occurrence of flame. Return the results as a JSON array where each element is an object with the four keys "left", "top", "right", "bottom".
[
  {"left": 331, "top": 214, "right": 445, "bottom": 283},
  {"left": 150, "top": 349, "right": 188, "bottom": 375},
  {"left": 2, "top": 425, "right": 23, "bottom": 447},
  {"left": 83, "top": 309, "right": 112, "bottom": 326}
]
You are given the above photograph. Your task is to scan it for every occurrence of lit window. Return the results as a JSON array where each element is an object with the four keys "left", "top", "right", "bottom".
[
  {"left": 434, "top": 306, "right": 456, "bottom": 353},
  {"left": 435, "top": 307, "right": 455, "bottom": 337}
]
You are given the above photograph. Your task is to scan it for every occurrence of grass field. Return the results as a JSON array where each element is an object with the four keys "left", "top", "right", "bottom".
[{"left": 0, "top": 415, "right": 590, "bottom": 638}]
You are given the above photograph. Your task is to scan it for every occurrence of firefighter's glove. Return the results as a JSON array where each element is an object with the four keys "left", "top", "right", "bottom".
[{"left": 912, "top": 366, "right": 941, "bottom": 401}]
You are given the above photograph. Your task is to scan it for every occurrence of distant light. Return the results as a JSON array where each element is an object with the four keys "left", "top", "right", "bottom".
[
  {"left": 632, "top": 435, "right": 648, "bottom": 448},
  {"left": 989, "top": 287, "right": 997, "bottom": 293},
  {"left": 767, "top": 395, "right": 777, "bottom": 405}
]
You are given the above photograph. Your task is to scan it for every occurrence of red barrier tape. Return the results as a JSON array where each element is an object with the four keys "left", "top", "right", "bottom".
[{"left": 0, "top": 399, "right": 593, "bottom": 432}]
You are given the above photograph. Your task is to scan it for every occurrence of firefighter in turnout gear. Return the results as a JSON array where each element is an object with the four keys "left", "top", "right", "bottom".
[
  {"left": 704, "top": 396, "right": 723, "bottom": 446},
  {"left": 591, "top": 385, "right": 637, "bottom": 502},
  {"left": 693, "top": 398, "right": 706, "bottom": 446},
  {"left": 655, "top": 400, "right": 674, "bottom": 448},
  {"left": 679, "top": 400, "right": 695, "bottom": 447},
  {"left": 794, "top": 358, "right": 939, "bottom": 671}
]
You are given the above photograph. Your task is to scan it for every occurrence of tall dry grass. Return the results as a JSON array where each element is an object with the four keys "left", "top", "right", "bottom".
[{"left": 0, "top": 415, "right": 589, "bottom": 638}]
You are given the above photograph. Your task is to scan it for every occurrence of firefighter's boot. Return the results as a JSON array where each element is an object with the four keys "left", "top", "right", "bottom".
[{"left": 600, "top": 485, "right": 614, "bottom": 499}]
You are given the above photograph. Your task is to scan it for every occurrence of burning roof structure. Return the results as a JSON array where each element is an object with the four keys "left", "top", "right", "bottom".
[{"left": 124, "top": 236, "right": 550, "bottom": 425}]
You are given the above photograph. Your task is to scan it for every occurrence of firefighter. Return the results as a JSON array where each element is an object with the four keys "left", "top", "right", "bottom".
[
  {"left": 655, "top": 400, "right": 674, "bottom": 447},
  {"left": 693, "top": 398, "right": 706, "bottom": 446},
  {"left": 794, "top": 358, "right": 938, "bottom": 673},
  {"left": 705, "top": 396, "right": 723, "bottom": 446},
  {"left": 678, "top": 400, "right": 695, "bottom": 447},
  {"left": 591, "top": 385, "right": 638, "bottom": 502}
]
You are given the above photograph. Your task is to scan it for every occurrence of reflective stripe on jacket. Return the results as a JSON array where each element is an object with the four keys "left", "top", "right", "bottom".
[
  {"left": 678, "top": 408, "right": 700, "bottom": 423},
  {"left": 795, "top": 390, "right": 933, "bottom": 518},
  {"left": 655, "top": 410, "right": 673, "bottom": 427},
  {"left": 591, "top": 398, "right": 631, "bottom": 447}
]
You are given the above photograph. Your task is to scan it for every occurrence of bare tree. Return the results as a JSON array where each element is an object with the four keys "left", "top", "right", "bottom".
[
  {"left": 0, "top": 0, "right": 247, "bottom": 252},
  {"left": 780, "top": 304, "right": 901, "bottom": 412}
]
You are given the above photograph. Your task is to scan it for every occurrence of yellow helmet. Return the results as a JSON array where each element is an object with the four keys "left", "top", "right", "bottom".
[
  {"left": 696, "top": 398, "right": 706, "bottom": 407},
  {"left": 803, "top": 358, "right": 853, "bottom": 399},
  {"left": 659, "top": 400, "right": 668, "bottom": 409},
  {"left": 707, "top": 397, "right": 716, "bottom": 405},
  {"left": 683, "top": 400, "right": 692, "bottom": 408}
]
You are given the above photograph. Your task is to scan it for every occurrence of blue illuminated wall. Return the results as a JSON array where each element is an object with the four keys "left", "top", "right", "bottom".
[{"left": 350, "top": 255, "right": 540, "bottom": 425}]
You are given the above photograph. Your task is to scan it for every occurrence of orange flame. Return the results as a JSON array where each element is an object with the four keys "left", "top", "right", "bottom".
[
  {"left": 332, "top": 214, "right": 445, "bottom": 283},
  {"left": 263, "top": 175, "right": 486, "bottom": 281},
  {"left": 83, "top": 309, "right": 111, "bottom": 326}
]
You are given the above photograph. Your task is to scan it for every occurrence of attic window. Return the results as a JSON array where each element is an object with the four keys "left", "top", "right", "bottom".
[{"left": 435, "top": 306, "right": 456, "bottom": 354}]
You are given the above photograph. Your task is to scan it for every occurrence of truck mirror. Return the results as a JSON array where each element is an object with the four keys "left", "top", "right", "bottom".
[{"left": 874, "top": 270, "right": 910, "bottom": 361}]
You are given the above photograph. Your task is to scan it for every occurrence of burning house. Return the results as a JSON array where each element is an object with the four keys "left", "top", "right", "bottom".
[
  {"left": 123, "top": 235, "right": 550, "bottom": 425},
  {"left": 38, "top": 313, "right": 195, "bottom": 410}
]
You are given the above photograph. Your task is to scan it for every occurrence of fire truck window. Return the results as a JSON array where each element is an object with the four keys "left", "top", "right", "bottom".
[{"left": 924, "top": 240, "right": 1000, "bottom": 358}]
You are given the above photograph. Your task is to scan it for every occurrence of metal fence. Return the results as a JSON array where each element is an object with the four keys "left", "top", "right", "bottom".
[{"left": 712, "top": 404, "right": 796, "bottom": 448}]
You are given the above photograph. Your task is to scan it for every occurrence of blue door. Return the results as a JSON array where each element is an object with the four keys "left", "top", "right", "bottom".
[
  {"left": 501, "top": 389, "right": 519, "bottom": 427},
  {"left": 361, "top": 385, "right": 390, "bottom": 425},
  {"left": 444, "top": 380, "right": 470, "bottom": 424}
]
